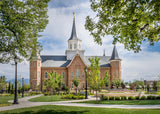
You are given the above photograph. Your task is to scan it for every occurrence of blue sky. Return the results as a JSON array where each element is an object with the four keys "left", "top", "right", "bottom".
[{"left": 0, "top": 0, "right": 160, "bottom": 82}]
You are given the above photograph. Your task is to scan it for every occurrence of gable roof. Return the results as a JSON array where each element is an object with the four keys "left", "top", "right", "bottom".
[
  {"left": 84, "top": 56, "right": 111, "bottom": 67},
  {"left": 40, "top": 55, "right": 111, "bottom": 68},
  {"left": 40, "top": 55, "right": 71, "bottom": 67}
]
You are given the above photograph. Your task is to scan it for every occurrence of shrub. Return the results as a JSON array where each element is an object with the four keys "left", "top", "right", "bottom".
[
  {"left": 100, "top": 94, "right": 104, "bottom": 100},
  {"left": 140, "top": 96, "right": 146, "bottom": 100},
  {"left": 61, "top": 94, "right": 85, "bottom": 99},
  {"left": 121, "top": 96, "right": 127, "bottom": 100},
  {"left": 156, "top": 96, "right": 160, "bottom": 100},
  {"left": 109, "top": 96, "right": 114, "bottom": 100},
  {"left": 128, "top": 96, "right": 134, "bottom": 100},
  {"left": 115, "top": 96, "right": 120, "bottom": 100},
  {"left": 135, "top": 96, "right": 140, "bottom": 100},
  {"left": 151, "top": 96, "right": 156, "bottom": 100},
  {"left": 44, "top": 92, "right": 50, "bottom": 96},
  {"left": 147, "top": 96, "right": 152, "bottom": 100}
]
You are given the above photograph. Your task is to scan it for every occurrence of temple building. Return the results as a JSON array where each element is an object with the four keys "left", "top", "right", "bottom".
[{"left": 30, "top": 13, "right": 122, "bottom": 90}]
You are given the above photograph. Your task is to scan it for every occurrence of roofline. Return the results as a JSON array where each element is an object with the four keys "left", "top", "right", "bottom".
[{"left": 67, "top": 54, "right": 88, "bottom": 68}]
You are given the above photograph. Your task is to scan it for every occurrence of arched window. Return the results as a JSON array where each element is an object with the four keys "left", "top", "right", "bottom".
[
  {"left": 45, "top": 72, "right": 47, "bottom": 78},
  {"left": 70, "top": 44, "right": 72, "bottom": 49},
  {"left": 74, "top": 44, "right": 77, "bottom": 49},
  {"left": 71, "top": 72, "right": 73, "bottom": 78},
  {"left": 83, "top": 82, "right": 85, "bottom": 88},
  {"left": 116, "top": 71, "right": 119, "bottom": 78},
  {"left": 82, "top": 71, "right": 84, "bottom": 78},
  {"left": 55, "top": 72, "right": 56, "bottom": 78},
  {"left": 62, "top": 72, "right": 65, "bottom": 78},
  {"left": 116, "top": 62, "right": 119, "bottom": 67},
  {"left": 76, "top": 69, "right": 80, "bottom": 77},
  {"left": 113, "top": 71, "right": 115, "bottom": 78}
]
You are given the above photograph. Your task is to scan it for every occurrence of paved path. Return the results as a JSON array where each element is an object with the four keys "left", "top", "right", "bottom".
[{"left": 0, "top": 95, "right": 160, "bottom": 112}]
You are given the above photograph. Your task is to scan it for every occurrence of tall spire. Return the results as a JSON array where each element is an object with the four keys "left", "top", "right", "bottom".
[
  {"left": 69, "top": 12, "right": 78, "bottom": 40},
  {"left": 110, "top": 45, "right": 120, "bottom": 60}
]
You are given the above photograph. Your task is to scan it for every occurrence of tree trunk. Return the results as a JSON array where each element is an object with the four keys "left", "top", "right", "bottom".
[{"left": 96, "top": 90, "right": 98, "bottom": 103}]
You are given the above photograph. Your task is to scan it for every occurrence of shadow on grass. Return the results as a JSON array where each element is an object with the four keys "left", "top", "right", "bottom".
[{"left": 9, "top": 109, "right": 89, "bottom": 114}]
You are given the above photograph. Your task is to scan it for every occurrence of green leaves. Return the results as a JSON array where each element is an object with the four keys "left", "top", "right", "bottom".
[
  {"left": 0, "top": 0, "right": 50, "bottom": 63},
  {"left": 86, "top": 0, "right": 160, "bottom": 52}
]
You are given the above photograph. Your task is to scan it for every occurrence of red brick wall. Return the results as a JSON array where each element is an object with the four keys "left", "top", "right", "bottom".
[
  {"left": 41, "top": 67, "right": 68, "bottom": 90},
  {"left": 30, "top": 60, "right": 41, "bottom": 90},
  {"left": 30, "top": 55, "right": 121, "bottom": 90},
  {"left": 110, "top": 60, "right": 121, "bottom": 82}
]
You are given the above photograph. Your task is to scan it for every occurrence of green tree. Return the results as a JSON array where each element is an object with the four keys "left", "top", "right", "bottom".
[
  {"left": 85, "top": 0, "right": 160, "bottom": 52},
  {"left": 113, "top": 78, "right": 121, "bottom": 89},
  {"left": 0, "top": 76, "right": 7, "bottom": 92},
  {"left": 56, "top": 74, "right": 63, "bottom": 94},
  {"left": 104, "top": 71, "right": 110, "bottom": 89},
  {"left": 44, "top": 70, "right": 62, "bottom": 100},
  {"left": 72, "top": 77, "right": 80, "bottom": 95},
  {"left": 0, "top": 0, "right": 50, "bottom": 63},
  {"left": 153, "top": 81, "right": 158, "bottom": 91},
  {"left": 88, "top": 57, "right": 106, "bottom": 102},
  {"left": 8, "top": 82, "right": 11, "bottom": 93}
]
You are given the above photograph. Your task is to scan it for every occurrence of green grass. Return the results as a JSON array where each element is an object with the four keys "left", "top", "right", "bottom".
[
  {"left": 0, "top": 96, "right": 14, "bottom": 107},
  {"left": 29, "top": 95, "right": 71, "bottom": 102},
  {"left": 1, "top": 105, "right": 160, "bottom": 114},
  {"left": 79, "top": 100, "right": 160, "bottom": 105}
]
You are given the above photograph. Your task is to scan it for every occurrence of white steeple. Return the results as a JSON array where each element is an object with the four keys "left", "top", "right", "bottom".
[{"left": 65, "top": 12, "right": 85, "bottom": 60}]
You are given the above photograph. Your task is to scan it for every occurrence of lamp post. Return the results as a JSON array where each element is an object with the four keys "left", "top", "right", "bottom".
[
  {"left": 13, "top": 56, "right": 19, "bottom": 104},
  {"left": 84, "top": 67, "right": 88, "bottom": 99},
  {"left": 22, "top": 77, "right": 24, "bottom": 98}
]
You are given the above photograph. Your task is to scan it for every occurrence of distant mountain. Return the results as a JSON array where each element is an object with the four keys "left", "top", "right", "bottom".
[{"left": 7, "top": 79, "right": 30, "bottom": 85}]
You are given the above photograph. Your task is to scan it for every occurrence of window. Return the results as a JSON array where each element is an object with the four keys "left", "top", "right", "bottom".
[
  {"left": 116, "top": 71, "right": 119, "bottom": 78},
  {"left": 34, "top": 71, "right": 36, "bottom": 78},
  {"left": 74, "top": 44, "right": 77, "bottom": 49},
  {"left": 34, "top": 62, "right": 36, "bottom": 67},
  {"left": 82, "top": 71, "right": 84, "bottom": 78},
  {"left": 55, "top": 72, "right": 56, "bottom": 78},
  {"left": 76, "top": 69, "right": 80, "bottom": 77},
  {"left": 113, "top": 71, "right": 115, "bottom": 78},
  {"left": 62, "top": 83, "right": 65, "bottom": 88},
  {"left": 71, "top": 72, "right": 73, "bottom": 78},
  {"left": 38, "top": 71, "right": 40, "bottom": 77},
  {"left": 38, "top": 63, "right": 40, "bottom": 66},
  {"left": 45, "top": 72, "right": 47, "bottom": 78},
  {"left": 72, "top": 83, "right": 73, "bottom": 88},
  {"left": 79, "top": 44, "right": 81, "bottom": 49},
  {"left": 116, "top": 62, "right": 118, "bottom": 67},
  {"left": 112, "top": 63, "right": 114, "bottom": 67},
  {"left": 83, "top": 82, "right": 85, "bottom": 88},
  {"left": 62, "top": 72, "right": 65, "bottom": 78},
  {"left": 70, "top": 44, "right": 72, "bottom": 49}
]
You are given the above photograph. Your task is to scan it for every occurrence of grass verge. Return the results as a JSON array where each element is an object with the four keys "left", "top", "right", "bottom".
[
  {"left": 29, "top": 95, "right": 71, "bottom": 102},
  {"left": 0, "top": 96, "right": 14, "bottom": 107},
  {"left": 78, "top": 100, "right": 160, "bottom": 105},
  {"left": 1, "top": 105, "right": 160, "bottom": 114}
]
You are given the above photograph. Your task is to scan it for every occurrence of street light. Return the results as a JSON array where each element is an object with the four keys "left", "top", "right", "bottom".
[
  {"left": 84, "top": 67, "right": 88, "bottom": 99},
  {"left": 13, "top": 56, "right": 19, "bottom": 104},
  {"left": 22, "top": 77, "right": 24, "bottom": 98}
]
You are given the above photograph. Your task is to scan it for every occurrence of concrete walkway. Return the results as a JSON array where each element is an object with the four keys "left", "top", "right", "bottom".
[{"left": 0, "top": 95, "right": 160, "bottom": 112}]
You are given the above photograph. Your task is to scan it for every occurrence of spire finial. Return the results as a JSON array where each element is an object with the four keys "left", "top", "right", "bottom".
[
  {"left": 73, "top": 12, "right": 75, "bottom": 19},
  {"left": 103, "top": 49, "right": 105, "bottom": 56}
]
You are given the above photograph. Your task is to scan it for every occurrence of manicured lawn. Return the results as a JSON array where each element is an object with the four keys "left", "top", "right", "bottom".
[
  {"left": 79, "top": 100, "right": 160, "bottom": 105},
  {"left": 1, "top": 105, "right": 160, "bottom": 114},
  {"left": 29, "top": 95, "right": 71, "bottom": 102},
  {"left": 0, "top": 96, "right": 14, "bottom": 107}
]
